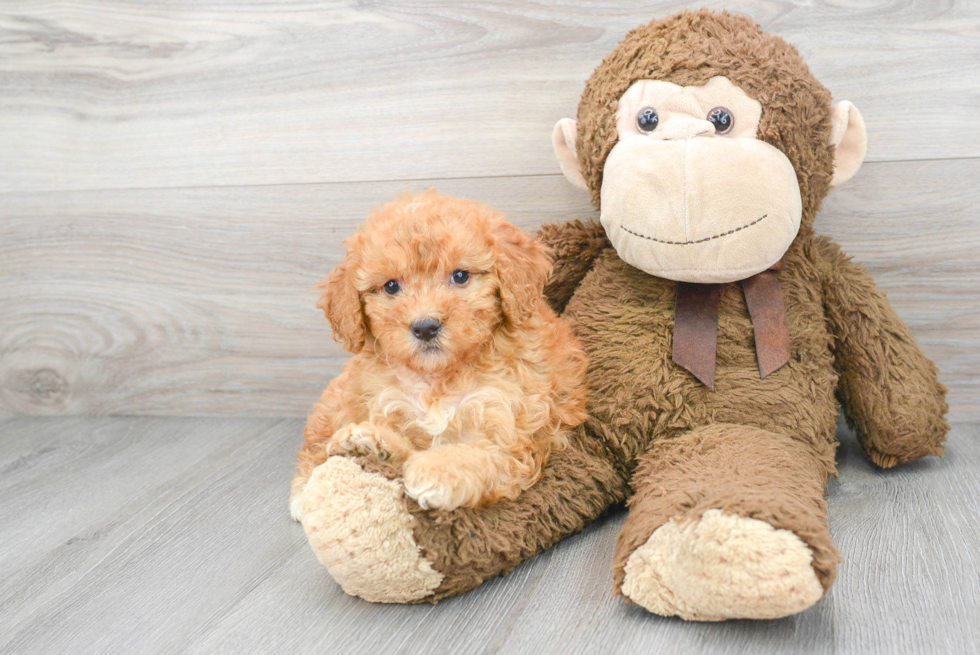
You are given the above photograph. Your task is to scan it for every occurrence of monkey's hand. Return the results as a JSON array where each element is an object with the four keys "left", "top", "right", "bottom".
[
  {"left": 537, "top": 219, "right": 611, "bottom": 314},
  {"left": 816, "top": 236, "right": 949, "bottom": 467}
]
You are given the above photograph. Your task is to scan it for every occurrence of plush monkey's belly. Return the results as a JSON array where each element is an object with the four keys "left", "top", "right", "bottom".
[{"left": 562, "top": 249, "right": 840, "bottom": 469}]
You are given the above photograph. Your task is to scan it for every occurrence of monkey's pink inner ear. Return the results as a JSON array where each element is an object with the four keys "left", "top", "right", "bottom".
[
  {"left": 829, "top": 101, "right": 867, "bottom": 188},
  {"left": 552, "top": 118, "right": 589, "bottom": 191}
]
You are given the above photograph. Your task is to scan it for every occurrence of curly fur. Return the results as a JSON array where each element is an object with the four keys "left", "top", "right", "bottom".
[{"left": 292, "top": 191, "right": 589, "bottom": 513}]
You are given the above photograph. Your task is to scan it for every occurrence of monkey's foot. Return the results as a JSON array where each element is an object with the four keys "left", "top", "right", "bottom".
[
  {"left": 621, "top": 509, "right": 823, "bottom": 621},
  {"left": 300, "top": 457, "right": 443, "bottom": 603}
]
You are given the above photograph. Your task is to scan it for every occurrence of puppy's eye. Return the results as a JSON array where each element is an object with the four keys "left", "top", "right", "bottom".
[
  {"left": 707, "top": 107, "right": 734, "bottom": 134},
  {"left": 383, "top": 280, "right": 400, "bottom": 295},
  {"left": 636, "top": 107, "right": 659, "bottom": 133},
  {"left": 450, "top": 270, "right": 470, "bottom": 285}
]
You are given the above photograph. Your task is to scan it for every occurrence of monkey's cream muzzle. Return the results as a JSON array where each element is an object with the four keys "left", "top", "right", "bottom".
[{"left": 600, "top": 134, "right": 802, "bottom": 284}]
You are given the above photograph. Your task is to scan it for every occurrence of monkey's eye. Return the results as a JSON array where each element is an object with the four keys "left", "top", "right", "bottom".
[
  {"left": 450, "top": 270, "right": 470, "bottom": 285},
  {"left": 707, "top": 107, "right": 734, "bottom": 134},
  {"left": 636, "top": 107, "right": 659, "bottom": 133},
  {"left": 383, "top": 280, "right": 400, "bottom": 295}
]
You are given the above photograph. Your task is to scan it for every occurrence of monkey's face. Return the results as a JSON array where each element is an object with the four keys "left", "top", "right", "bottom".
[
  {"left": 601, "top": 76, "right": 800, "bottom": 283},
  {"left": 554, "top": 75, "right": 866, "bottom": 284}
]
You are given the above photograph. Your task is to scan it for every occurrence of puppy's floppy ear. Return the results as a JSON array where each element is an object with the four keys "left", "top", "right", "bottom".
[
  {"left": 317, "top": 258, "right": 367, "bottom": 354},
  {"left": 493, "top": 220, "right": 554, "bottom": 326}
]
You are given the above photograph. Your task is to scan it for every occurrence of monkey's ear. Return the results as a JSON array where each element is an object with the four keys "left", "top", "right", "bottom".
[
  {"left": 552, "top": 118, "right": 589, "bottom": 191},
  {"left": 829, "top": 101, "right": 867, "bottom": 188}
]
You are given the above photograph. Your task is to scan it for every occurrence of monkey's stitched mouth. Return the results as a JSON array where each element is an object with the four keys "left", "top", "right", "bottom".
[{"left": 620, "top": 214, "right": 768, "bottom": 246}]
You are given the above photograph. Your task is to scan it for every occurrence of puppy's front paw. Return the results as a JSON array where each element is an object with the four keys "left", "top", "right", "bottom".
[
  {"left": 328, "top": 422, "right": 399, "bottom": 461},
  {"left": 403, "top": 453, "right": 476, "bottom": 511}
]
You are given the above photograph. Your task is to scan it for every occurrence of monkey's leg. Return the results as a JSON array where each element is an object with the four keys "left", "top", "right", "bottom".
[
  {"left": 300, "top": 426, "right": 627, "bottom": 603},
  {"left": 613, "top": 424, "right": 839, "bottom": 621}
]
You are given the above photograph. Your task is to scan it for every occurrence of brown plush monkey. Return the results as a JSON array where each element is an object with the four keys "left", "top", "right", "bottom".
[{"left": 297, "top": 10, "right": 948, "bottom": 620}]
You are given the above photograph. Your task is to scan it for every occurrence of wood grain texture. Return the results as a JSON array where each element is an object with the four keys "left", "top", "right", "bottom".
[
  {"left": 1, "top": 0, "right": 978, "bottom": 420},
  {"left": 2, "top": 159, "right": 978, "bottom": 419},
  {"left": 0, "top": 175, "right": 587, "bottom": 418},
  {"left": 1, "top": 416, "right": 977, "bottom": 654},
  {"left": 1, "top": 0, "right": 978, "bottom": 193}
]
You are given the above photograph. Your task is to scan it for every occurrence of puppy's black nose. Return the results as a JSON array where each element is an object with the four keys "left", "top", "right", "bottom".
[{"left": 411, "top": 318, "right": 442, "bottom": 342}]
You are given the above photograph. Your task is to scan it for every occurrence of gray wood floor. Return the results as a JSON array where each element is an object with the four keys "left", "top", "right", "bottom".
[{"left": 1, "top": 417, "right": 977, "bottom": 655}]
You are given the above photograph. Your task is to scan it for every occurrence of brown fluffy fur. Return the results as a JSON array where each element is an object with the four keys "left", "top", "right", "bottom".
[
  {"left": 575, "top": 8, "right": 836, "bottom": 229},
  {"left": 292, "top": 191, "right": 589, "bottom": 513}
]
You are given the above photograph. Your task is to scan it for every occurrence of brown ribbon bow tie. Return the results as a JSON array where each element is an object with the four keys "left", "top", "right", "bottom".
[{"left": 672, "top": 262, "right": 791, "bottom": 389}]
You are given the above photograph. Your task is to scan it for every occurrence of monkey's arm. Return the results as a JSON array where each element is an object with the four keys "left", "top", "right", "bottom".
[
  {"left": 814, "top": 236, "right": 948, "bottom": 467},
  {"left": 537, "top": 219, "right": 610, "bottom": 314}
]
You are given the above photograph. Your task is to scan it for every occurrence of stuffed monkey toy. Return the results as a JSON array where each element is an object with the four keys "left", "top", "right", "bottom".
[{"left": 296, "top": 10, "right": 948, "bottom": 620}]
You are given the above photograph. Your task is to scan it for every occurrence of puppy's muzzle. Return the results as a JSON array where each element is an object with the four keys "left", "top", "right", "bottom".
[{"left": 411, "top": 318, "right": 442, "bottom": 343}]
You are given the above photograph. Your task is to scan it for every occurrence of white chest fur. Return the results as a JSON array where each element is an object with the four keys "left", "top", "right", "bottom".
[{"left": 369, "top": 373, "right": 515, "bottom": 442}]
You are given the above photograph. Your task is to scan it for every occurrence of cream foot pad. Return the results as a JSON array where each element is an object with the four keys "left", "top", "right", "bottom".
[
  {"left": 301, "top": 457, "right": 443, "bottom": 603},
  {"left": 621, "top": 509, "right": 823, "bottom": 620}
]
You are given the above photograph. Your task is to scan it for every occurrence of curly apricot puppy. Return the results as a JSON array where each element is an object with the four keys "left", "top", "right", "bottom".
[{"left": 290, "top": 191, "right": 589, "bottom": 516}]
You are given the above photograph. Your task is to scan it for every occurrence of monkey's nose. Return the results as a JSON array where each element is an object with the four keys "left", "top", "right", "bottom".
[
  {"left": 411, "top": 318, "right": 442, "bottom": 342},
  {"left": 660, "top": 118, "right": 715, "bottom": 140}
]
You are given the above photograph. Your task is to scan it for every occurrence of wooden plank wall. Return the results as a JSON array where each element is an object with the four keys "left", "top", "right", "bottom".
[{"left": 1, "top": 1, "right": 978, "bottom": 419}]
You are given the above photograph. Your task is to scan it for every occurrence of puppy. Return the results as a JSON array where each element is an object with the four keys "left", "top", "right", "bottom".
[{"left": 290, "top": 191, "right": 588, "bottom": 518}]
